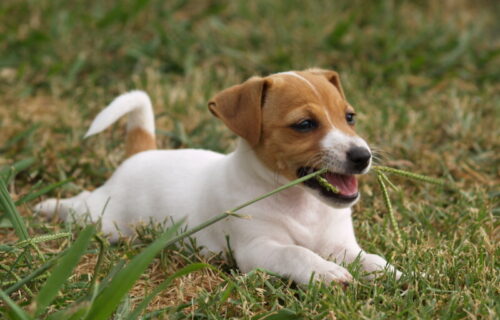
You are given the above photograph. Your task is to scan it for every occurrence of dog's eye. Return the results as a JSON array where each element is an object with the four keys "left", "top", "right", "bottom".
[
  {"left": 291, "top": 119, "right": 318, "bottom": 132},
  {"left": 346, "top": 112, "right": 356, "bottom": 125}
]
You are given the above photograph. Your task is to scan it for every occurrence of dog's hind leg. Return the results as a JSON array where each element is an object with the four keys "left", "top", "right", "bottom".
[
  {"left": 35, "top": 190, "right": 128, "bottom": 241},
  {"left": 34, "top": 190, "right": 92, "bottom": 222}
]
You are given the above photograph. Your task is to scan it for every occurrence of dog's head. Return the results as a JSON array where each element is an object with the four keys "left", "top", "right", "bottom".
[{"left": 209, "top": 69, "right": 371, "bottom": 208}]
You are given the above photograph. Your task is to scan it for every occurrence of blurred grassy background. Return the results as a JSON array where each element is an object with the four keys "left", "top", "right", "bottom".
[{"left": 0, "top": 0, "right": 499, "bottom": 318}]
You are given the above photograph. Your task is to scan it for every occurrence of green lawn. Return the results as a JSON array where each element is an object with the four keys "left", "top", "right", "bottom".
[{"left": 0, "top": 0, "right": 498, "bottom": 319}]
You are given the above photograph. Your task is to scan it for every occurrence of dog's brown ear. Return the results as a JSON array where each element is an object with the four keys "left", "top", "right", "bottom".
[
  {"left": 308, "top": 68, "right": 345, "bottom": 99},
  {"left": 208, "top": 77, "right": 269, "bottom": 146}
]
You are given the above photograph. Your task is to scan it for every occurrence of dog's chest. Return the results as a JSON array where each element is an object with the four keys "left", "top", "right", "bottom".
[{"left": 272, "top": 195, "right": 353, "bottom": 252}]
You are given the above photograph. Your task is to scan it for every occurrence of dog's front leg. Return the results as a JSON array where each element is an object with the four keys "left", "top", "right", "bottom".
[
  {"left": 334, "top": 247, "right": 402, "bottom": 280},
  {"left": 234, "top": 238, "right": 353, "bottom": 285}
]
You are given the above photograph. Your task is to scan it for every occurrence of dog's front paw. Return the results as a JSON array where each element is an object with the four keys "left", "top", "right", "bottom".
[
  {"left": 361, "top": 253, "right": 402, "bottom": 280},
  {"left": 309, "top": 260, "right": 353, "bottom": 285}
]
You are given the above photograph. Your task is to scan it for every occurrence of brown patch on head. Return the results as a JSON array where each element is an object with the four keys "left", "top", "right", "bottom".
[
  {"left": 209, "top": 69, "right": 358, "bottom": 181},
  {"left": 125, "top": 127, "right": 157, "bottom": 157},
  {"left": 252, "top": 70, "right": 358, "bottom": 180},
  {"left": 307, "top": 68, "right": 346, "bottom": 99}
]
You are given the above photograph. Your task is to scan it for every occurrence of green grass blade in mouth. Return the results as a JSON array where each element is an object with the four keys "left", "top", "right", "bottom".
[
  {"left": 315, "top": 174, "right": 340, "bottom": 194},
  {"left": 229, "top": 168, "right": 329, "bottom": 213}
]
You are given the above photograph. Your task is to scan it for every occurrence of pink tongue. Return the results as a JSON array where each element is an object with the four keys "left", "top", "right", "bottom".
[{"left": 325, "top": 173, "right": 358, "bottom": 196}]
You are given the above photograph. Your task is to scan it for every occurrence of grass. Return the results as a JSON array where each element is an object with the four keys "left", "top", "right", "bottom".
[{"left": 0, "top": 0, "right": 499, "bottom": 318}]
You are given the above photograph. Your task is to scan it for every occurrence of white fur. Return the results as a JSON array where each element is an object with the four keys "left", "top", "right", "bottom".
[
  {"left": 321, "top": 129, "right": 372, "bottom": 174},
  {"left": 35, "top": 91, "right": 400, "bottom": 284},
  {"left": 84, "top": 90, "right": 155, "bottom": 138}
]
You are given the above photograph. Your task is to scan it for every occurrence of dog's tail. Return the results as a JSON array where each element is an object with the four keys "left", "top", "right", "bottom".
[{"left": 84, "top": 90, "right": 156, "bottom": 157}]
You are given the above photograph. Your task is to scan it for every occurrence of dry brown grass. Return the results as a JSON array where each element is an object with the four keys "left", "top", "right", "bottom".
[{"left": 1, "top": 0, "right": 498, "bottom": 318}]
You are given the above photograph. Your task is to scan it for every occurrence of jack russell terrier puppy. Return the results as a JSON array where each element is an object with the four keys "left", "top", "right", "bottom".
[{"left": 36, "top": 69, "right": 401, "bottom": 284}]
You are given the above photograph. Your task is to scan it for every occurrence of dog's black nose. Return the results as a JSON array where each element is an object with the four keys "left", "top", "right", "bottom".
[{"left": 347, "top": 147, "right": 371, "bottom": 171}]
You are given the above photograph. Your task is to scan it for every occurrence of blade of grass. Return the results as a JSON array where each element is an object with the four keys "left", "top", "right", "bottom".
[
  {"left": 0, "top": 264, "right": 34, "bottom": 297},
  {"left": 0, "top": 158, "right": 35, "bottom": 184},
  {"left": 14, "top": 233, "right": 71, "bottom": 249},
  {"left": 126, "top": 263, "right": 211, "bottom": 320},
  {"left": 45, "top": 302, "right": 91, "bottom": 320},
  {"left": 89, "top": 235, "right": 106, "bottom": 292},
  {"left": 95, "top": 259, "right": 126, "bottom": 295},
  {"left": 34, "top": 225, "right": 96, "bottom": 317},
  {"left": 219, "top": 281, "right": 236, "bottom": 304},
  {"left": 253, "top": 308, "right": 301, "bottom": 320},
  {"left": 0, "top": 244, "right": 16, "bottom": 252},
  {"left": 231, "top": 168, "right": 328, "bottom": 212},
  {"left": 0, "top": 289, "right": 33, "bottom": 320},
  {"left": 376, "top": 172, "right": 402, "bottom": 242},
  {"left": 0, "top": 124, "right": 39, "bottom": 153},
  {"left": 372, "top": 165, "right": 447, "bottom": 186},
  {"left": 4, "top": 253, "right": 62, "bottom": 295},
  {"left": 378, "top": 170, "right": 400, "bottom": 192},
  {"left": 46, "top": 272, "right": 100, "bottom": 320},
  {"left": 84, "top": 220, "right": 185, "bottom": 320},
  {"left": 0, "top": 179, "right": 30, "bottom": 241}
]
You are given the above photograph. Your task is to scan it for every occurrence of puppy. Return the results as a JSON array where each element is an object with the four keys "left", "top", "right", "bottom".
[{"left": 36, "top": 69, "right": 401, "bottom": 284}]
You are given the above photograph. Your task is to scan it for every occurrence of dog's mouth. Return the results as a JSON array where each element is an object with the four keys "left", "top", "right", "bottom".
[{"left": 297, "top": 167, "right": 359, "bottom": 202}]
